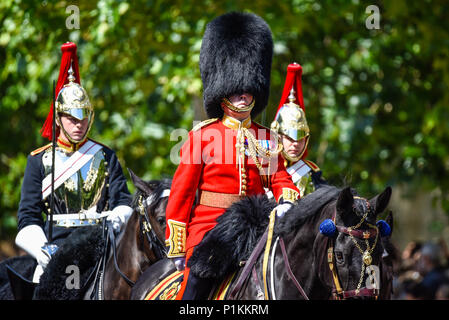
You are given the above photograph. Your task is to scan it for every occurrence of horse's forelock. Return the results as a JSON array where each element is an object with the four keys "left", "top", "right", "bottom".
[
  {"left": 131, "top": 179, "right": 172, "bottom": 217},
  {"left": 131, "top": 179, "right": 171, "bottom": 207},
  {"left": 353, "top": 197, "right": 369, "bottom": 217}
]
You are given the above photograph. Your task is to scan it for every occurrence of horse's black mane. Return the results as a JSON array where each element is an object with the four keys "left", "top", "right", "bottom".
[
  {"left": 189, "top": 194, "right": 273, "bottom": 279},
  {"left": 274, "top": 184, "right": 342, "bottom": 236}
]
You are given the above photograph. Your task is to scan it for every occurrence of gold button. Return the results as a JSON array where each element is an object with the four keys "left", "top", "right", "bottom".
[
  {"left": 242, "top": 178, "right": 247, "bottom": 184},
  {"left": 242, "top": 185, "right": 247, "bottom": 191},
  {"left": 241, "top": 191, "right": 246, "bottom": 196}
]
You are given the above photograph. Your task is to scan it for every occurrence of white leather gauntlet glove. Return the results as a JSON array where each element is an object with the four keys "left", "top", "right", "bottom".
[
  {"left": 106, "top": 205, "right": 133, "bottom": 231},
  {"left": 15, "top": 225, "right": 50, "bottom": 268},
  {"left": 275, "top": 203, "right": 293, "bottom": 218}
]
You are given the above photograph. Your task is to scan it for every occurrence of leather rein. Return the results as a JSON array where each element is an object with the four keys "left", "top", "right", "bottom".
[{"left": 228, "top": 208, "right": 309, "bottom": 300}]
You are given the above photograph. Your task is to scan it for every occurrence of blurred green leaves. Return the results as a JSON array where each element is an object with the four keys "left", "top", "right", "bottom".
[{"left": 0, "top": 0, "right": 448, "bottom": 238}]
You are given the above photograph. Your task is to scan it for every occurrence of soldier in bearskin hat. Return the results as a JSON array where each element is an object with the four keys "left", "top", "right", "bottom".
[
  {"left": 270, "top": 63, "right": 327, "bottom": 197},
  {"left": 15, "top": 42, "right": 132, "bottom": 283},
  {"left": 164, "top": 12, "right": 300, "bottom": 299}
]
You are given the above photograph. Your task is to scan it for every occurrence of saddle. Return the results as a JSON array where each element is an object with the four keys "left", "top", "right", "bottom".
[{"left": 143, "top": 261, "right": 237, "bottom": 300}]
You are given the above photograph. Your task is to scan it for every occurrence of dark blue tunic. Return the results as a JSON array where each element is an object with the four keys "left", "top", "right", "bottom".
[{"left": 17, "top": 142, "right": 131, "bottom": 244}]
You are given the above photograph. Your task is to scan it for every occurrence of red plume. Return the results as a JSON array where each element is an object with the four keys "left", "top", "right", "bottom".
[
  {"left": 274, "top": 63, "right": 305, "bottom": 119},
  {"left": 274, "top": 63, "right": 308, "bottom": 159},
  {"left": 40, "top": 42, "right": 81, "bottom": 140}
]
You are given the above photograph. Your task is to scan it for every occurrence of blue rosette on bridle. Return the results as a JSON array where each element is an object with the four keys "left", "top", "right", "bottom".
[
  {"left": 319, "top": 219, "right": 337, "bottom": 237},
  {"left": 376, "top": 220, "right": 392, "bottom": 237}
]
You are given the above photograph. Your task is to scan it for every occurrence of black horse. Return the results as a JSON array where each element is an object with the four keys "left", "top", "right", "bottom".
[
  {"left": 2, "top": 170, "right": 170, "bottom": 300},
  {"left": 131, "top": 184, "right": 395, "bottom": 300}
]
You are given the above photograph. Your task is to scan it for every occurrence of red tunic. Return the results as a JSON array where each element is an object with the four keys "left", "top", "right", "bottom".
[{"left": 165, "top": 115, "right": 299, "bottom": 257}]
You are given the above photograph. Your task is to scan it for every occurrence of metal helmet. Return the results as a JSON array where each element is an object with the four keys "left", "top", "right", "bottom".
[
  {"left": 55, "top": 65, "right": 94, "bottom": 144},
  {"left": 271, "top": 88, "right": 310, "bottom": 162},
  {"left": 272, "top": 87, "right": 310, "bottom": 140},
  {"left": 41, "top": 42, "right": 94, "bottom": 145},
  {"left": 271, "top": 63, "right": 310, "bottom": 162}
]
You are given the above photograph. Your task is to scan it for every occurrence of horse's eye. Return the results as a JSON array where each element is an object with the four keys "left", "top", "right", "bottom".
[
  {"left": 335, "top": 251, "right": 344, "bottom": 261},
  {"left": 157, "top": 217, "right": 166, "bottom": 226}
]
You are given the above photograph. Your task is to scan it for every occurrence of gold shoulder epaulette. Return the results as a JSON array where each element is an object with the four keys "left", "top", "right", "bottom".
[
  {"left": 30, "top": 143, "right": 52, "bottom": 156},
  {"left": 304, "top": 159, "right": 320, "bottom": 172},
  {"left": 192, "top": 118, "right": 219, "bottom": 131}
]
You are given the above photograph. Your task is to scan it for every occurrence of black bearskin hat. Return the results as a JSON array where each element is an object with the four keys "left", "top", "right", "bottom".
[{"left": 199, "top": 12, "right": 273, "bottom": 119}]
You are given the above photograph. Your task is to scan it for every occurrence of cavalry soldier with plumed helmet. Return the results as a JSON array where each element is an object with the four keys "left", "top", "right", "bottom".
[
  {"left": 270, "top": 63, "right": 326, "bottom": 198},
  {"left": 164, "top": 12, "right": 300, "bottom": 300},
  {"left": 15, "top": 42, "right": 132, "bottom": 283}
]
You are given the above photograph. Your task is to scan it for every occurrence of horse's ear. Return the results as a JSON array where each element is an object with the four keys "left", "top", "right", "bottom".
[
  {"left": 370, "top": 186, "right": 392, "bottom": 216},
  {"left": 385, "top": 210, "right": 394, "bottom": 234},
  {"left": 128, "top": 168, "right": 152, "bottom": 194},
  {"left": 336, "top": 187, "right": 354, "bottom": 216}
]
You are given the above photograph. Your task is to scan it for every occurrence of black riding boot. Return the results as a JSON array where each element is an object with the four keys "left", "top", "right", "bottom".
[{"left": 182, "top": 273, "right": 214, "bottom": 300}]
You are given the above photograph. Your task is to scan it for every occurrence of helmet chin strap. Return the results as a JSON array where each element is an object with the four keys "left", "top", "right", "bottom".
[
  {"left": 282, "top": 150, "right": 301, "bottom": 163},
  {"left": 56, "top": 113, "right": 94, "bottom": 150},
  {"left": 221, "top": 97, "right": 255, "bottom": 113},
  {"left": 282, "top": 135, "right": 310, "bottom": 163}
]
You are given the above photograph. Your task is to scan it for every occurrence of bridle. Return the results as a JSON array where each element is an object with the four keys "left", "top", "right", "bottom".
[
  {"left": 108, "top": 190, "right": 169, "bottom": 288},
  {"left": 137, "top": 192, "right": 168, "bottom": 262},
  {"left": 323, "top": 197, "right": 382, "bottom": 300}
]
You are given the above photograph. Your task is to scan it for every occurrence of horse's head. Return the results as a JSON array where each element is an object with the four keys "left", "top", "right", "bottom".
[
  {"left": 102, "top": 170, "right": 171, "bottom": 299},
  {"left": 129, "top": 169, "right": 169, "bottom": 229},
  {"left": 128, "top": 168, "right": 171, "bottom": 261},
  {"left": 320, "top": 186, "right": 392, "bottom": 299}
]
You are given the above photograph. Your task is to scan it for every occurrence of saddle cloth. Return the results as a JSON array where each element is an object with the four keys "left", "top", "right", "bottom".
[{"left": 143, "top": 271, "right": 237, "bottom": 300}]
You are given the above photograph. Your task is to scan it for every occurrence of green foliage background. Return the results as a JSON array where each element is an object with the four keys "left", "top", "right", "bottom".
[{"left": 1, "top": 0, "right": 448, "bottom": 241}]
